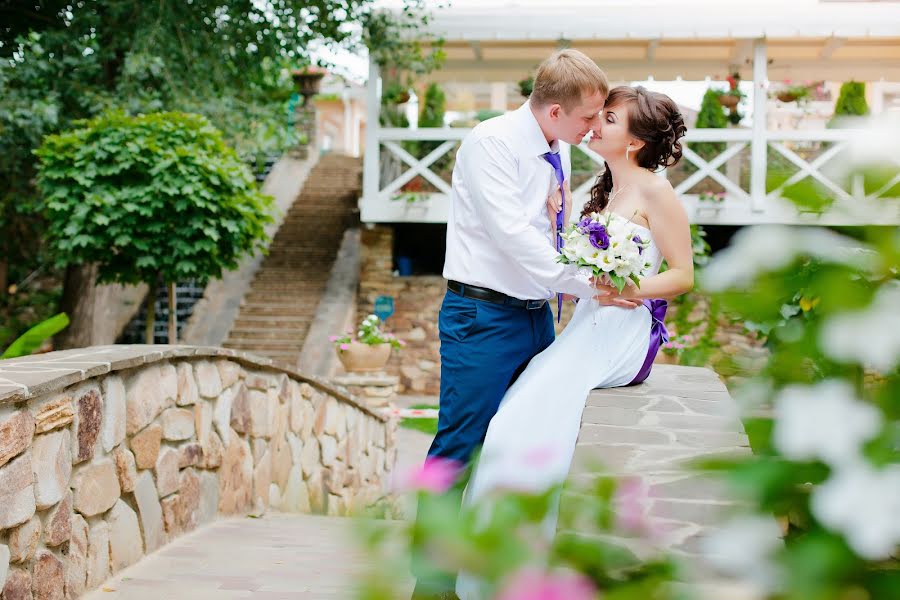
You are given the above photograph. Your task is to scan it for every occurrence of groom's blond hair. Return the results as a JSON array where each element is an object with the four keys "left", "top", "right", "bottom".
[{"left": 530, "top": 49, "right": 609, "bottom": 112}]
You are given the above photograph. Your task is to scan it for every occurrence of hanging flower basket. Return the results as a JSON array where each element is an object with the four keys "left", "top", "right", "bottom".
[
  {"left": 776, "top": 91, "right": 801, "bottom": 103},
  {"left": 718, "top": 93, "right": 740, "bottom": 109}
]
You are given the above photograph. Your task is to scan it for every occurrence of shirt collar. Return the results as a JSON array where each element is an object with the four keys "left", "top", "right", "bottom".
[{"left": 515, "top": 101, "right": 560, "bottom": 158}]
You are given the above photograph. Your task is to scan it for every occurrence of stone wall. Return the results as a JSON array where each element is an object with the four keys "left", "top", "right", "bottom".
[
  {"left": 0, "top": 345, "right": 396, "bottom": 599},
  {"left": 357, "top": 226, "right": 443, "bottom": 395}
]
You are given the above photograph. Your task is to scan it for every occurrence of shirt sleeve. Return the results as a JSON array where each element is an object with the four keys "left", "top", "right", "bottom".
[{"left": 461, "top": 136, "right": 596, "bottom": 299}]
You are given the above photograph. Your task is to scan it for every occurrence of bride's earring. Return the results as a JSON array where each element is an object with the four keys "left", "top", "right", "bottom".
[{"left": 625, "top": 145, "right": 632, "bottom": 161}]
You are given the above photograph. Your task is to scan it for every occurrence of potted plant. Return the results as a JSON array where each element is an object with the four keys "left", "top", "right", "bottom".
[
  {"left": 331, "top": 314, "right": 405, "bottom": 373},
  {"left": 382, "top": 81, "right": 411, "bottom": 106},
  {"left": 291, "top": 66, "right": 327, "bottom": 105},
  {"left": 717, "top": 73, "right": 745, "bottom": 109},
  {"left": 773, "top": 81, "right": 811, "bottom": 104}
]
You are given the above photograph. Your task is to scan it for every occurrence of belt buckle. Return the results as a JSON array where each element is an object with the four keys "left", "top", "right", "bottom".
[{"left": 526, "top": 299, "right": 545, "bottom": 310}]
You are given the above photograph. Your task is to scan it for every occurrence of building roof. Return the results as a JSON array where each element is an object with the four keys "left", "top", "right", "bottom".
[{"left": 404, "top": 0, "right": 900, "bottom": 81}]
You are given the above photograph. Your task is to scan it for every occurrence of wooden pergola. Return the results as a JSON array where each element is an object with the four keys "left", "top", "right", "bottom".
[{"left": 361, "top": 0, "right": 900, "bottom": 225}]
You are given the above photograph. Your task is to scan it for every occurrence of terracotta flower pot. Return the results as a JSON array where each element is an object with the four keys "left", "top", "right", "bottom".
[
  {"left": 337, "top": 342, "right": 392, "bottom": 373},
  {"left": 718, "top": 94, "right": 740, "bottom": 109}
]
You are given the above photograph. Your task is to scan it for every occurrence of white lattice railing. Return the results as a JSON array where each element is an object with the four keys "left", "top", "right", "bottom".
[{"left": 360, "top": 127, "right": 900, "bottom": 225}]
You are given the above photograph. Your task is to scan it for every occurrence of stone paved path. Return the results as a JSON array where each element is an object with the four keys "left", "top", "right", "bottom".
[
  {"left": 81, "top": 366, "right": 755, "bottom": 599},
  {"left": 81, "top": 514, "right": 410, "bottom": 600},
  {"left": 572, "top": 364, "right": 754, "bottom": 572}
]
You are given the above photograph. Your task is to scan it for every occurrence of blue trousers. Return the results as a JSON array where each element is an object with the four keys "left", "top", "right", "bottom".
[{"left": 429, "top": 289, "right": 556, "bottom": 466}]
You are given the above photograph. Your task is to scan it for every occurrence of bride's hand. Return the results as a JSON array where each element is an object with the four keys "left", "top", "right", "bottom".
[{"left": 546, "top": 181, "right": 572, "bottom": 230}]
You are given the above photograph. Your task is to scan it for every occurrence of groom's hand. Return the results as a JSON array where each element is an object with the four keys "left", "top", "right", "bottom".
[{"left": 590, "top": 277, "right": 642, "bottom": 309}]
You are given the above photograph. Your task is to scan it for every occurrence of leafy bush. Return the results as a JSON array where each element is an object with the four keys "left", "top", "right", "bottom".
[
  {"left": 35, "top": 111, "right": 275, "bottom": 341},
  {"left": 696, "top": 152, "right": 900, "bottom": 598},
  {"left": 693, "top": 87, "right": 728, "bottom": 162},
  {"left": 829, "top": 81, "right": 869, "bottom": 128},
  {"left": 475, "top": 109, "right": 504, "bottom": 122}
]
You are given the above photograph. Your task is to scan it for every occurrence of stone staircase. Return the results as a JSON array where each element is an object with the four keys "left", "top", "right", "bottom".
[{"left": 222, "top": 153, "right": 362, "bottom": 364}]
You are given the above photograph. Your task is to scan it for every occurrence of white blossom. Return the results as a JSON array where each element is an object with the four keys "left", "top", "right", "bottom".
[
  {"left": 702, "top": 514, "right": 783, "bottom": 590},
  {"left": 772, "top": 380, "right": 882, "bottom": 468},
  {"left": 820, "top": 281, "right": 900, "bottom": 373},
  {"left": 701, "top": 225, "right": 877, "bottom": 292},
  {"left": 811, "top": 464, "right": 900, "bottom": 559}
]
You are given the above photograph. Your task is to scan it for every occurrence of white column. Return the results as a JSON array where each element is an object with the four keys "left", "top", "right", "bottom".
[
  {"left": 362, "top": 58, "right": 382, "bottom": 221},
  {"left": 352, "top": 107, "right": 362, "bottom": 158},
  {"left": 750, "top": 39, "right": 768, "bottom": 212},
  {"left": 342, "top": 87, "right": 352, "bottom": 155}
]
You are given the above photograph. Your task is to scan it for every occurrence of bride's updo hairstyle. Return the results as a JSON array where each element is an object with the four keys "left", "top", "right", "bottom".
[{"left": 582, "top": 86, "right": 687, "bottom": 217}]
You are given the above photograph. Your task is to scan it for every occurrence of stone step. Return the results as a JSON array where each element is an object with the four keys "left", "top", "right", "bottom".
[
  {"left": 226, "top": 328, "right": 309, "bottom": 341},
  {"left": 227, "top": 153, "right": 361, "bottom": 358},
  {"left": 240, "top": 296, "right": 323, "bottom": 306},
  {"left": 233, "top": 315, "right": 312, "bottom": 326},
  {"left": 223, "top": 340, "right": 305, "bottom": 352},
  {"left": 236, "top": 309, "right": 317, "bottom": 319}
]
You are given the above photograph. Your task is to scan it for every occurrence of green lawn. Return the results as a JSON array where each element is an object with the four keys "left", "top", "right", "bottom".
[{"left": 399, "top": 404, "right": 439, "bottom": 435}]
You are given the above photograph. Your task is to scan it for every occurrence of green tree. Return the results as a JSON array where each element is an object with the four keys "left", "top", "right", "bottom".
[
  {"left": 1, "top": 0, "right": 442, "bottom": 343},
  {"left": 35, "top": 111, "right": 275, "bottom": 343},
  {"left": 694, "top": 87, "right": 728, "bottom": 161}
]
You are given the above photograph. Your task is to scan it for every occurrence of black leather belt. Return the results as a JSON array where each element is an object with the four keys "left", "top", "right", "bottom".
[{"left": 447, "top": 280, "right": 548, "bottom": 310}]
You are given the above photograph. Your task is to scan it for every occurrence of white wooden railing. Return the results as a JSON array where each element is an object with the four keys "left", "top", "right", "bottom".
[{"left": 360, "top": 126, "right": 900, "bottom": 226}]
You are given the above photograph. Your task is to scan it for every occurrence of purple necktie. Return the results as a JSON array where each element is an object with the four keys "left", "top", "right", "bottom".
[{"left": 542, "top": 151, "right": 565, "bottom": 322}]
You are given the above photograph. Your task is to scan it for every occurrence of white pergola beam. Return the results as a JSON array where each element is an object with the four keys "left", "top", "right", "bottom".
[
  {"left": 646, "top": 39, "right": 659, "bottom": 62},
  {"left": 731, "top": 39, "right": 754, "bottom": 68},
  {"left": 470, "top": 41, "right": 483, "bottom": 61},
  {"left": 821, "top": 36, "right": 847, "bottom": 59}
]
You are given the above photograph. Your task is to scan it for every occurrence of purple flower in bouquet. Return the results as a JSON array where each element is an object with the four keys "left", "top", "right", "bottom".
[
  {"left": 633, "top": 235, "right": 644, "bottom": 254},
  {"left": 590, "top": 227, "right": 610, "bottom": 250},
  {"left": 578, "top": 217, "right": 610, "bottom": 250}
]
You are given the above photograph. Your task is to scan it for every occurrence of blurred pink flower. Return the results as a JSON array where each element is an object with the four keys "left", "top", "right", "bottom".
[
  {"left": 339, "top": 343, "right": 350, "bottom": 351},
  {"left": 495, "top": 568, "right": 596, "bottom": 600},
  {"left": 522, "top": 445, "right": 557, "bottom": 468},
  {"left": 397, "top": 456, "right": 461, "bottom": 493},
  {"left": 329, "top": 335, "right": 339, "bottom": 342},
  {"left": 614, "top": 477, "right": 652, "bottom": 535}
]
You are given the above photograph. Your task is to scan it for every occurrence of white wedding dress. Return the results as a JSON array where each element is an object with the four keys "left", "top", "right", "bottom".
[{"left": 456, "top": 214, "right": 665, "bottom": 600}]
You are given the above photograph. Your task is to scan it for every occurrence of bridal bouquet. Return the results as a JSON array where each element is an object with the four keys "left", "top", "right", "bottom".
[{"left": 557, "top": 213, "right": 650, "bottom": 292}]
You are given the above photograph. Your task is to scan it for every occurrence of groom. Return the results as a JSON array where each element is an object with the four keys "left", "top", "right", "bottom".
[{"left": 413, "top": 49, "right": 638, "bottom": 599}]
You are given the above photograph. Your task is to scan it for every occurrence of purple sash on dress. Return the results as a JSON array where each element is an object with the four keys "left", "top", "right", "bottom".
[{"left": 627, "top": 298, "right": 669, "bottom": 386}]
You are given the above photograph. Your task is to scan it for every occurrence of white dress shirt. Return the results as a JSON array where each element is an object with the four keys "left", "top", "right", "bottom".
[{"left": 442, "top": 101, "right": 595, "bottom": 301}]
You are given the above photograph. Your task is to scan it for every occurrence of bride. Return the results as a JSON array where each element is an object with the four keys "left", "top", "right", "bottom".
[{"left": 456, "top": 85, "right": 693, "bottom": 599}]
